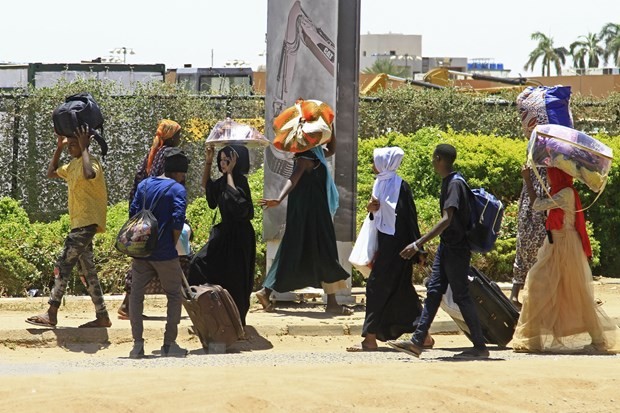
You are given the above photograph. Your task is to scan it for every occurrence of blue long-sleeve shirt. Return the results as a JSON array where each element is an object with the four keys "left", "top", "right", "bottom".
[{"left": 130, "top": 176, "right": 187, "bottom": 261}]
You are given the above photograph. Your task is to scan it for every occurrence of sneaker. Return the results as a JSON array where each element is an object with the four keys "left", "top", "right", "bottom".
[
  {"left": 453, "top": 347, "right": 490, "bottom": 360},
  {"left": 129, "top": 341, "right": 145, "bottom": 359},
  {"left": 386, "top": 339, "right": 423, "bottom": 358},
  {"left": 161, "top": 342, "right": 188, "bottom": 357}
]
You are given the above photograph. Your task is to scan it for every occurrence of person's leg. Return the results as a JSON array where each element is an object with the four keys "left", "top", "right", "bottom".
[
  {"left": 388, "top": 245, "right": 449, "bottom": 356},
  {"left": 129, "top": 259, "right": 154, "bottom": 357},
  {"left": 348, "top": 273, "right": 379, "bottom": 350},
  {"left": 155, "top": 258, "right": 186, "bottom": 356},
  {"left": 256, "top": 287, "right": 274, "bottom": 311},
  {"left": 324, "top": 280, "right": 352, "bottom": 315},
  {"left": 27, "top": 227, "right": 92, "bottom": 326},
  {"left": 76, "top": 237, "right": 111, "bottom": 327},
  {"left": 411, "top": 246, "right": 449, "bottom": 345},
  {"left": 118, "top": 267, "right": 133, "bottom": 318},
  {"left": 509, "top": 283, "right": 523, "bottom": 309},
  {"left": 444, "top": 246, "right": 488, "bottom": 357}
]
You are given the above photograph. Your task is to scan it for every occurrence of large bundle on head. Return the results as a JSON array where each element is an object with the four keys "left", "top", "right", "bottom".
[
  {"left": 52, "top": 92, "right": 108, "bottom": 158},
  {"left": 517, "top": 86, "right": 572, "bottom": 134},
  {"left": 206, "top": 118, "right": 270, "bottom": 147},
  {"left": 527, "top": 124, "right": 613, "bottom": 193},
  {"left": 273, "top": 99, "right": 334, "bottom": 153}
]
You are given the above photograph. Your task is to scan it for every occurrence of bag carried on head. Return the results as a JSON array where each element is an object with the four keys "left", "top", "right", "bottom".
[
  {"left": 516, "top": 86, "right": 573, "bottom": 135},
  {"left": 272, "top": 98, "right": 334, "bottom": 153},
  {"left": 115, "top": 181, "right": 175, "bottom": 258},
  {"left": 453, "top": 175, "right": 504, "bottom": 254},
  {"left": 52, "top": 92, "right": 108, "bottom": 158}
]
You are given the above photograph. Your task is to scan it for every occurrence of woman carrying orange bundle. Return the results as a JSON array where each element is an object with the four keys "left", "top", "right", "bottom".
[{"left": 257, "top": 132, "right": 352, "bottom": 315}]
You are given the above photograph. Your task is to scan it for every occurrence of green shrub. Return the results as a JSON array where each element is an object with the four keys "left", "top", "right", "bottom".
[
  {"left": 355, "top": 129, "right": 605, "bottom": 280},
  {"left": 0, "top": 127, "right": 616, "bottom": 296},
  {"left": 0, "top": 248, "right": 40, "bottom": 296}
]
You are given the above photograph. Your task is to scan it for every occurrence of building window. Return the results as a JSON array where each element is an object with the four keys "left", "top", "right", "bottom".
[{"left": 362, "top": 51, "right": 366, "bottom": 57}]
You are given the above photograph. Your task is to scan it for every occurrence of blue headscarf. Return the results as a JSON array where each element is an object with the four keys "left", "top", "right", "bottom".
[{"left": 310, "top": 146, "right": 339, "bottom": 217}]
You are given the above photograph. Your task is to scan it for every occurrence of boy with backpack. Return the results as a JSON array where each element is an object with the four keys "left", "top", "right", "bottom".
[
  {"left": 127, "top": 148, "right": 189, "bottom": 359},
  {"left": 26, "top": 126, "right": 111, "bottom": 329},
  {"left": 388, "top": 144, "right": 489, "bottom": 359}
]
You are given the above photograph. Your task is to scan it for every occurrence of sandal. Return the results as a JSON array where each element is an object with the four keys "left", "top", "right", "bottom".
[
  {"left": 326, "top": 305, "right": 354, "bottom": 316},
  {"left": 256, "top": 290, "right": 275, "bottom": 312},
  {"left": 78, "top": 316, "right": 112, "bottom": 328},
  {"left": 346, "top": 343, "right": 378, "bottom": 352},
  {"left": 25, "top": 313, "right": 57, "bottom": 328}
]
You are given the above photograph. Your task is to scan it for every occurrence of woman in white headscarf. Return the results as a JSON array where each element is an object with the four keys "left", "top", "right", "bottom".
[{"left": 347, "top": 147, "right": 431, "bottom": 351}]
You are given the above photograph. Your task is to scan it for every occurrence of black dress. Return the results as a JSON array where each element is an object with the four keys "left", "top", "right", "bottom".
[
  {"left": 263, "top": 152, "right": 349, "bottom": 292},
  {"left": 362, "top": 180, "right": 424, "bottom": 341},
  {"left": 189, "top": 174, "right": 256, "bottom": 326}
]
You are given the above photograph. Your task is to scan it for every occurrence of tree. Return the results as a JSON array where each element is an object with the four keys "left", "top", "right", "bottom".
[
  {"left": 362, "top": 58, "right": 408, "bottom": 77},
  {"left": 570, "top": 33, "right": 604, "bottom": 71},
  {"left": 599, "top": 22, "right": 620, "bottom": 67},
  {"left": 524, "top": 32, "right": 569, "bottom": 76}
]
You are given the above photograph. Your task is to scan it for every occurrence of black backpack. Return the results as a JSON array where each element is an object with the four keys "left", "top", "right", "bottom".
[{"left": 52, "top": 93, "right": 108, "bottom": 159}]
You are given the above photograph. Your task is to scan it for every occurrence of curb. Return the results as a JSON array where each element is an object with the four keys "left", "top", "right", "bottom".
[{"left": 1, "top": 319, "right": 462, "bottom": 348}]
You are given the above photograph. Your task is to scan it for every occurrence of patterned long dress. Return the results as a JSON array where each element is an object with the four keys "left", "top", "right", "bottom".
[{"left": 512, "top": 167, "right": 548, "bottom": 286}]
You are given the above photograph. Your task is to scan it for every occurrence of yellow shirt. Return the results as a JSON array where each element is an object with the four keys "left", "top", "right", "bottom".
[{"left": 56, "top": 156, "right": 107, "bottom": 233}]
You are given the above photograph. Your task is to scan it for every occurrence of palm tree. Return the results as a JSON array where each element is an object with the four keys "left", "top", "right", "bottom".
[
  {"left": 524, "top": 32, "right": 569, "bottom": 76},
  {"left": 570, "top": 33, "right": 604, "bottom": 71},
  {"left": 363, "top": 58, "right": 408, "bottom": 77},
  {"left": 599, "top": 22, "right": 620, "bottom": 67}
]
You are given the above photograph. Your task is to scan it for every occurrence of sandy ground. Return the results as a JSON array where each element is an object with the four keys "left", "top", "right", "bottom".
[
  {"left": 0, "top": 281, "right": 618, "bottom": 412},
  {"left": 1, "top": 332, "right": 619, "bottom": 412}
]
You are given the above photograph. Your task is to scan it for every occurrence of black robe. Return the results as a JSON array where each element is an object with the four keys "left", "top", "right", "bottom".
[
  {"left": 263, "top": 152, "right": 349, "bottom": 292},
  {"left": 188, "top": 174, "right": 256, "bottom": 326},
  {"left": 362, "top": 180, "right": 424, "bottom": 341}
]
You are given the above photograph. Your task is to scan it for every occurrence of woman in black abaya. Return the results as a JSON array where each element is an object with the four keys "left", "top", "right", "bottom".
[
  {"left": 189, "top": 145, "right": 256, "bottom": 326},
  {"left": 347, "top": 147, "right": 432, "bottom": 351}
]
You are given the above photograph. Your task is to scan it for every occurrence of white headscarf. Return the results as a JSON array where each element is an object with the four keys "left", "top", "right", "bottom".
[{"left": 371, "top": 147, "right": 404, "bottom": 235}]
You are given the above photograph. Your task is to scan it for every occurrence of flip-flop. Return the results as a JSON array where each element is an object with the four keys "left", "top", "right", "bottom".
[
  {"left": 25, "top": 314, "right": 57, "bottom": 328},
  {"left": 78, "top": 318, "right": 112, "bottom": 328},
  {"left": 346, "top": 343, "right": 378, "bottom": 352},
  {"left": 256, "top": 290, "right": 275, "bottom": 312}
]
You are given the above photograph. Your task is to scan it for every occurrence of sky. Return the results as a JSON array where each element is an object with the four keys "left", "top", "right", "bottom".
[{"left": 1, "top": 0, "right": 619, "bottom": 77}]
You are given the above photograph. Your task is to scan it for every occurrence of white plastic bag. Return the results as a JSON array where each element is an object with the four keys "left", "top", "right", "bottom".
[{"left": 348, "top": 214, "right": 378, "bottom": 278}]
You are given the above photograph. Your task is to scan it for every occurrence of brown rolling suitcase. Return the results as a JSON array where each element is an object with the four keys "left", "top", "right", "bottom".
[{"left": 181, "top": 275, "right": 245, "bottom": 350}]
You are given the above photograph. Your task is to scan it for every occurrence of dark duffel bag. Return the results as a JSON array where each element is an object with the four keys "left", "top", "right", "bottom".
[{"left": 52, "top": 92, "right": 108, "bottom": 158}]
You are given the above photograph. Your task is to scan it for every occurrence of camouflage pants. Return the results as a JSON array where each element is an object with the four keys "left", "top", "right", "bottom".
[{"left": 48, "top": 224, "right": 108, "bottom": 316}]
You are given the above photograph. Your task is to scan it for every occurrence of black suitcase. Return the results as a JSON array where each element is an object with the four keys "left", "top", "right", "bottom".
[{"left": 440, "top": 266, "right": 520, "bottom": 348}]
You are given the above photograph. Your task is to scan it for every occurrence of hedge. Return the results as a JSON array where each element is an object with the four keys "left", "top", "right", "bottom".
[
  {"left": 0, "top": 80, "right": 618, "bottom": 296},
  {"left": 2, "top": 128, "right": 616, "bottom": 296}
]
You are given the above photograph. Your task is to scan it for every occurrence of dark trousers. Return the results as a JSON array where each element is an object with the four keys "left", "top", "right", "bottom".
[{"left": 412, "top": 242, "right": 486, "bottom": 348}]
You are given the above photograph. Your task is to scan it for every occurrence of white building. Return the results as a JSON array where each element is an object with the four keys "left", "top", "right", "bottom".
[{"left": 360, "top": 33, "right": 423, "bottom": 77}]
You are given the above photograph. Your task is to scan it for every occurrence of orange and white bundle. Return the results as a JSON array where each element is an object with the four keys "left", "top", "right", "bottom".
[{"left": 273, "top": 99, "right": 334, "bottom": 153}]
